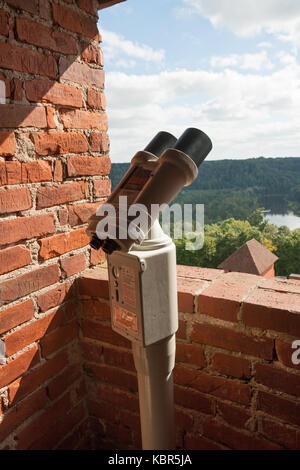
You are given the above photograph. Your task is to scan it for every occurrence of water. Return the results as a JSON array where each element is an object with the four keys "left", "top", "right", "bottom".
[{"left": 265, "top": 211, "right": 300, "bottom": 230}]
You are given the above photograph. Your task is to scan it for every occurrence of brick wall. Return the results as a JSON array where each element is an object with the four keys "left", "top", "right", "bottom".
[
  {"left": 78, "top": 266, "right": 300, "bottom": 450},
  {"left": 0, "top": 0, "right": 111, "bottom": 450}
]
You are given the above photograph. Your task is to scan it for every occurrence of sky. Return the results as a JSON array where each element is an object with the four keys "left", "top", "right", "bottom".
[{"left": 98, "top": 0, "right": 300, "bottom": 163}]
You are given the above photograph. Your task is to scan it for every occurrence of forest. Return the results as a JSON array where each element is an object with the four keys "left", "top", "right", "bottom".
[{"left": 110, "top": 157, "right": 300, "bottom": 275}]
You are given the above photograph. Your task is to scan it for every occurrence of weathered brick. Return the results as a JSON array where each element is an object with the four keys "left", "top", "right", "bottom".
[
  {"left": 174, "top": 385, "right": 214, "bottom": 415},
  {"left": 95, "top": 382, "right": 139, "bottom": 413},
  {"left": 174, "top": 364, "right": 251, "bottom": 405},
  {"left": 60, "top": 253, "right": 86, "bottom": 278},
  {"left": 87, "top": 89, "right": 105, "bottom": 110},
  {"left": 0, "top": 344, "right": 39, "bottom": 389},
  {"left": 38, "top": 227, "right": 90, "bottom": 260},
  {"left": 0, "top": 388, "right": 47, "bottom": 444},
  {"left": 177, "top": 265, "right": 223, "bottom": 281},
  {"left": 90, "top": 246, "right": 106, "bottom": 265},
  {"left": 82, "top": 319, "right": 130, "bottom": 348},
  {"left": 67, "top": 156, "right": 110, "bottom": 176},
  {"left": 52, "top": 2, "right": 100, "bottom": 40},
  {"left": 259, "top": 277, "right": 300, "bottom": 294},
  {"left": 243, "top": 289, "right": 300, "bottom": 336},
  {"left": 47, "top": 363, "right": 81, "bottom": 400},
  {"left": 53, "top": 160, "right": 63, "bottom": 182},
  {"left": 32, "top": 132, "right": 88, "bottom": 156},
  {"left": 0, "top": 298, "right": 34, "bottom": 335},
  {"left": 16, "top": 17, "right": 77, "bottom": 54},
  {"left": 21, "top": 160, "right": 52, "bottom": 183},
  {"left": 103, "top": 346, "right": 135, "bottom": 371},
  {"left": 258, "top": 390, "right": 300, "bottom": 427},
  {"left": 60, "top": 56, "right": 104, "bottom": 87},
  {"left": 217, "top": 401, "right": 251, "bottom": 429},
  {"left": 8, "top": 351, "right": 68, "bottom": 404},
  {"left": 60, "top": 109, "right": 107, "bottom": 131},
  {"left": 13, "top": 78, "right": 23, "bottom": 101},
  {"left": 78, "top": 268, "right": 109, "bottom": 298},
  {"left": 211, "top": 352, "right": 251, "bottom": 379},
  {"left": 40, "top": 321, "right": 78, "bottom": 357},
  {"left": 198, "top": 272, "right": 260, "bottom": 322},
  {"left": 185, "top": 434, "right": 224, "bottom": 450},
  {"left": 77, "top": 0, "right": 98, "bottom": 16},
  {"left": 0, "top": 105, "right": 47, "bottom": 128},
  {"left": 0, "top": 213, "right": 55, "bottom": 246},
  {"left": 36, "top": 181, "right": 89, "bottom": 209},
  {"left": 82, "top": 298, "right": 110, "bottom": 321},
  {"left": 0, "top": 132, "right": 16, "bottom": 156},
  {"left": 260, "top": 417, "right": 300, "bottom": 450},
  {"left": 0, "top": 161, "right": 21, "bottom": 185},
  {"left": 6, "top": 0, "right": 37, "bottom": 14},
  {"left": 177, "top": 277, "right": 205, "bottom": 313},
  {"left": 68, "top": 201, "right": 100, "bottom": 226},
  {"left": 0, "top": 245, "right": 31, "bottom": 275},
  {"left": 86, "top": 362, "right": 137, "bottom": 392},
  {"left": 175, "top": 343, "right": 206, "bottom": 368},
  {"left": 39, "top": 0, "right": 51, "bottom": 20},
  {"left": 0, "top": 9, "right": 9, "bottom": 36},
  {"left": 37, "top": 282, "right": 71, "bottom": 312},
  {"left": 89, "top": 132, "right": 109, "bottom": 152},
  {"left": 191, "top": 322, "right": 274, "bottom": 360},
  {"left": 26, "top": 80, "right": 82, "bottom": 107},
  {"left": 177, "top": 318, "right": 187, "bottom": 340},
  {"left": 46, "top": 106, "right": 57, "bottom": 129},
  {"left": 93, "top": 179, "right": 111, "bottom": 198},
  {"left": 0, "top": 42, "right": 56, "bottom": 78},
  {"left": 80, "top": 339, "right": 103, "bottom": 363},
  {"left": 82, "top": 42, "right": 103, "bottom": 65},
  {"left": 0, "top": 187, "right": 32, "bottom": 214},
  {"left": 0, "top": 264, "right": 59, "bottom": 303},
  {"left": 276, "top": 338, "right": 300, "bottom": 371},
  {"left": 255, "top": 362, "right": 300, "bottom": 396}
]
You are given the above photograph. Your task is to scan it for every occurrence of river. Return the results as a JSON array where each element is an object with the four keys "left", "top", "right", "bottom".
[{"left": 265, "top": 211, "right": 300, "bottom": 230}]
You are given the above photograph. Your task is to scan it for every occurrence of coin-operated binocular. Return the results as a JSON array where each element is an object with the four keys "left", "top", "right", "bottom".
[{"left": 87, "top": 128, "right": 212, "bottom": 450}]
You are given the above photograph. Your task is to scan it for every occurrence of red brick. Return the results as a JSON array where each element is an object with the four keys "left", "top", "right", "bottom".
[
  {"left": 38, "top": 227, "right": 90, "bottom": 260},
  {"left": 0, "top": 9, "right": 9, "bottom": 36},
  {"left": 276, "top": 339, "right": 300, "bottom": 371},
  {"left": 185, "top": 434, "right": 224, "bottom": 450},
  {"left": 177, "top": 277, "right": 206, "bottom": 313},
  {"left": 16, "top": 17, "right": 77, "bottom": 55},
  {"left": 21, "top": 160, "right": 52, "bottom": 183},
  {"left": 0, "top": 187, "right": 32, "bottom": 214},
  {"left": 47, "top": 363, "right": 81, "bottom": 400},
  {"left": 26, "top": 80, "right": 82, "bottom": 107},
  {"left": 15, "top": 392, "right": 72, "bottom": 449},
  {"left": 36, "top": 181, "right": 89, "bottom": 209},
  {"left": 60, "top": 56, "right": 104, "bottom": 88},
  {"left": 32, "top": 131, "right": 88, "bottom": 155},
  {"left": 90, "top": 246, "right": 106, "bottom": 265},
  {"left": 52, "top": 2, "right": 100, "bottom": 40},
  {"left": 198, "top": 272, "right": 260, "bottom": 322},
  {"left": 87, "top": 362, "right": 138, "bottom": 392},
  {"left": 202, "top": 418, "right": 280, "bottom": 450},
  {"left": 260, "top": 417, "right": 300, "bottom": 450},
  {"left": 67, "top": 156, "right": 111, "bottom": 177},
  {"left": 0, "top": 161, "right": 21, "bottom": 185},
  {"left": 61, "top": 253, "right": 86, "bottom": 278},
  {"left": 60, "top": 109, "right": 107, "bottom": 131},
  {"left": 58, "top": 208, "right": 68, "bottom": 226},
  {"left": 175, "top": 342, "right": 206, "bottom": 368},
  {"left": 103, "top": 346, "right": 135, "bottom": 371},
  {"left": 6, "top": 0, "right": 37, "bottom": 14},
  {"left": 243, "top": 289, "right": 300, "bottom": 336},
  {"left": 0, "top": 42, "right": 56, "bottom": 78},
  {"left": 174, "top": 385, "right": 214, "bottom": 415},
  {"left": 8, "top": 351, "right": 68, "bottom": 404},
  {"left": 259, "top": 277, "right": 300, "bottom": 294},
  {"left": 191, "top": 322, "right": 274, "bottom": 360},
  {"left": 0, "top": 213, "right": 55, "bottom": 247},
  {"left": 39, "top": 0, "right": 51, "bottom": 20},
  {"left": 211, "top": 352, "right": 251, "bottom": 379},
  {"left": 0, "top": 132, "right": 16, "bottom": 156},
  {"left": 255, "top": 362, "right": 300, "bottom": 396},
  {"left": 93, "top": 179, "right": 111, "bottom": 198},
  {"left": 177, "top": 265, "right": 223, "bottom": 281},
  {"left": 37, "top": 282, "right": 71, "bottom": 312},
  {"left": 46, "top": 106, "right": 57, "bottom": 129},
  {"left": 0, "top": 104, "right": 47, "bottom": 128},
  {"left": 177, "top": 319, "right": 187, "bottom": 340},
  {"left": 40, "top": 321, "right": 78, "bottom": 357},
  {"left": 0, "top": 263, "right": 59, "bottom": 303},
  {"left": 258, "top": 390, "right": 300, "bottom": 427},
  {"left": 217, "top": 401, "right": 251, "bottom": 429},
  {"left": 0, "top": 344, "right": 39, "bottom": 389},
  {"left": 0, "top": 298, "right": 34, "bottom": 335},
  {"left": 4, "top": 310, "right": 59, "bottom": 356},
  {"left": 89, "top": 132, "right": 109, "bottom": 152},
  {"left": 174, "top": 364, "right": 251, "bottom": 405},
  {"left": 78, "top": 267, "right": 109, "bottom": 297},
  {"left": 87, "top": 89, "right": 106, "bottom": 110},
  {"left": 77, "top": 0, "right": 98, "bottom": 16},
  {"left": 82, "top": 319, "right": 130, "bottom": 348},
  {"left": 82, "top": 42, "right": 103, "bottom": 65},
  {"left": 0, "top": 245, "right": 31, "bottom": 276},
  {"left": 13, "top": 78, "right": 23, "bottom": 101},
  {"left": 0, "top": 389, "right": 47, "bottom": 444},
  {"left": 80, "top": 339, "right": 103, "bottom": 363},
  {"left": 68, "top": 201, "right": 100, "bottom": 226},
  {"left": 53, "top": 160, "right": 63, "bottom": 182},
  {"left": 82, "top": 298, "right": 111, "bottom": 321},
  {"left": 97, "top": 382, "right": 139, "bottom": 413}
]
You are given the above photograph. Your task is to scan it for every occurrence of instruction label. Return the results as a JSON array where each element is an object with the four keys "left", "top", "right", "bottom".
[{"left": 113, "top": 303, "right": 138, "bottom": 333}]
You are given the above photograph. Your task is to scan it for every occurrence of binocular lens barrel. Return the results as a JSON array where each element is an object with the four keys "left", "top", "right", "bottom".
[
  {"left": 174, "top": 127, "right": 212, "bottom": 168},
  {"left": 143, "top": 131, "right": 177, "bottom": 156}
]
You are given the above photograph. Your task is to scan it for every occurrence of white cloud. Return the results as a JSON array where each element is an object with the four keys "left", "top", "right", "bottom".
[
  {"left": 181, "top": 0, "right": 300, "bottom": 46},
  {"left": 210, "top": 51, "right": 274, "bottom": 71},
  {"left": 258, "top": 42, "right": 273, "bottom": 49},
  {"left": 101, "top": 29, "right": 165, "bottom": 63},
  {"left": 105, "top": 62, "right": 300, "bottom": 162}
]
